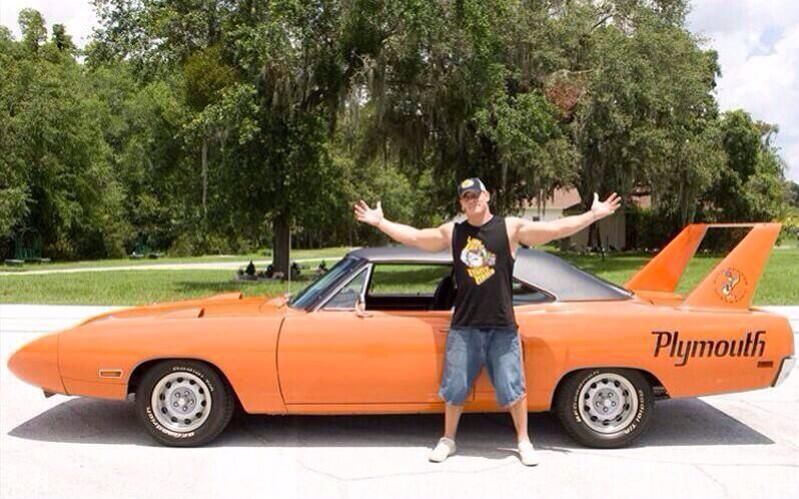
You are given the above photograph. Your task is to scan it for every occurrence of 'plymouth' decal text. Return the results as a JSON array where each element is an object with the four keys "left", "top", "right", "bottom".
[{"left": 652, "top": 330, "right": 765, "bottom": 367}]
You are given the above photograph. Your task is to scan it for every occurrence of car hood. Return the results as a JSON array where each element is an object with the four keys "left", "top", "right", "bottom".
[{"left": 79, "top": 292, "right": 288, "bottom": 325}]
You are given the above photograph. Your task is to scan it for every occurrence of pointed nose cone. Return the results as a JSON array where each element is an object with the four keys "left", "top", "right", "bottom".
[{"left": 7, "top": 333, "right": 65, "bottom": 394}]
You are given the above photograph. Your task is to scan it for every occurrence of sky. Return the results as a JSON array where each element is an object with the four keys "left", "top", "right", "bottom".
[{"left": 1, "top": 0, "right": 798, "bottom": 183}]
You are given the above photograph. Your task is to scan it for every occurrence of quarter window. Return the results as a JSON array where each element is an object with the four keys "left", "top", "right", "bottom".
[
  {"left": 322, "top": 268, "right": 368, "bottom": 310},
  {"left": 512, "top": 280, "right": 554, "bottom": 304}
]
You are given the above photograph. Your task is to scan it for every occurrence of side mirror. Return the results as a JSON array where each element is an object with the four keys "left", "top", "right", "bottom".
[
  {"left": 355, "top": 296, "right": 371, "bottom": 318},
  {"left": 277, "top": 292, "right": 292, "bottom": 308}
]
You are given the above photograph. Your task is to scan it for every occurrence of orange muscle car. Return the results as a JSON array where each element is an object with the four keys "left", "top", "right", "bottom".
[{"left": 7, "top": 223, "right": 795, "bottom": 448}]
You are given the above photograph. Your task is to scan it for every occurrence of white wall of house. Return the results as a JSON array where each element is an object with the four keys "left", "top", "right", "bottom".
[
  {"left": 519, "top": 207, "right": 566, "bottom": 223},
  {"left": 566, "top": 210, "right": 626, "bottom": 250},
  {"left": 519, "top": 207, "right": 627, "bottom": 249}
]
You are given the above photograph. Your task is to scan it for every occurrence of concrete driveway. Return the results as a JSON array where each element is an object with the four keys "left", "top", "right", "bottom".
[{"left": 1, "top": 305, "right": 797, "bottom": 499}]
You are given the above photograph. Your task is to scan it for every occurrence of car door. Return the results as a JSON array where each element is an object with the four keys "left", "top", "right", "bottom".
[{"left": 278, "top": 263, "right": 456, "bottom": 405}]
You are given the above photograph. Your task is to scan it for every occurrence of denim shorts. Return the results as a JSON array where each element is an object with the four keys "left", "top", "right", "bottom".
[{"left": 438, "top": 326, "right": 526, "bottom": 407}]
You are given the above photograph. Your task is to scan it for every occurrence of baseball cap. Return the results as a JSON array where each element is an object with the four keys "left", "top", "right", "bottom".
[{"left": 457, "top": 177, "right": 487, "bottom": 197}]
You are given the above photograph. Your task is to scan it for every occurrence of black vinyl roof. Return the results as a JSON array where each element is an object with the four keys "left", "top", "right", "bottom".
[{"left": 348, "top": 245, "right": 632, "bottom": 301}]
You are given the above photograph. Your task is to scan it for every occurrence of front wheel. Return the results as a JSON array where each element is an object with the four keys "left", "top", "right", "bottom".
[
  {"left": 135, "top": 360, "right": 234, "bottom": 447},
  {"left": 554, "top": 368, "right": 654, "bottom": 448}
]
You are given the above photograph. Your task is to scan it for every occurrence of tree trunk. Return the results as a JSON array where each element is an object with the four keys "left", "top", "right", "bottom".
[
  {"left": 587, "top": 222, "right": 598, "bottom": 249},
  {"left": 500, "top": 161, "right": 508, "bottom": 208},
  {"left": 201, "top": 138, "right": 208, "bottom": 221},
  {"left": 273, "top": 213, "right": 290, "bottom": 275},
  {"left": 678, "top": 168, "right": 689, "bottom": 228}
]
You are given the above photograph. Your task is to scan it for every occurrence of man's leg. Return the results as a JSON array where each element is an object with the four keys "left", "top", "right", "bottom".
[
  {"left": 486, "top": 328, "right": 539, "bottom": 465},
  {"left": 486, "top": 328, "right": 529, "bottom": 441},
  {"left": 508, "top": 395, "right": 529, "bottom": 443},
  {"left": 430, "top": 396, "right": 466, "bottom": 463},
  {"left": 512, "top": 395, "right": 539, "bottom": 466},
  {"left": 431, "top": 327, "right": 482, "bottom": 462},
  {"left": 444, "top": 402, "right": 465, "bottom": 440},
  {"left": 439, "top": 327, "right": 481, "bottom": 439}
]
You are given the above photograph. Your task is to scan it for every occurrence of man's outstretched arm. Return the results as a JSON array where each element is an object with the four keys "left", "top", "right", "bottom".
[
  {"left": 353, "top": 200, "right": 452, "bottom": 252},
  {"left": 512, "top": 192, "right": 622, "bottom": 247}
]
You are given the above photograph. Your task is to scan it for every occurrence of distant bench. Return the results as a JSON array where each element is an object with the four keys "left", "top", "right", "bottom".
[{"left": 4, "top": 257, "right": 51, "bottom": 266}]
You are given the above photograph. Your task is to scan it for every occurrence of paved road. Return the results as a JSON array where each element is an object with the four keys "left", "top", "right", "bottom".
[{"left": 1, "top": 306, "right": 797, "bottom": 499}]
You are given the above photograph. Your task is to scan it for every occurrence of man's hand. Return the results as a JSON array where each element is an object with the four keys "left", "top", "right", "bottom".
[
  {"left": 354, "top": 200, "right": 384, "bottom": 227},
  {"left": 353, "top": 198, "right": 452, "bottom": 251},
  {"left": 590, "top": 192, "right": 621, "bottom": 220}
]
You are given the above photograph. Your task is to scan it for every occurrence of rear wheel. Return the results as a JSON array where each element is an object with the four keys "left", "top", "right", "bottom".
[
  {"left": 135, "top": 360, "right": 234, "bottom": 447},
  {"left": 555, "top": 368, "right": 653, "bottom": 448}
]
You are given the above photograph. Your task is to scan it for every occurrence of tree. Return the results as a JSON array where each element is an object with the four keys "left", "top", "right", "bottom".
[
  {"left": 0, "top": 28, "right": 30, "bottom": 243},
  {"left": 89, "top": 0, "right": 401, "bottom": 272},
  {"left": 181, "top": 44, "right": 236, "bottom": 225},
  {"left": 18, "top": 8, "right": 47, "bottom": 53},
  {"left": 51, "top": 24, "right": 76, "bottom": 53},
  {"left": 350, "top": 0, "right": 581, "bottom": 218},
  {"left": 566, "top": 2, "right": 723, "bottom": 241},
  {"left": 703, "top": 110, "right": 787, "bottom": 223},
  {"left": 0, "top": 13, "right": 129, "bottom": 259},
  {"left": 788, "top": 181, "right": 799, "bottom": 208},
  {"left": 89, "top": 63, "right": 191, "bottom": 254},
  {"left": 7, "top": 0, "right": 782, "bottom": 263}
]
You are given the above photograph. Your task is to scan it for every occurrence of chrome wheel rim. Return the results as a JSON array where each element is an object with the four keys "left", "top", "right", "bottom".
[
  {"left": 578, "top": 373, "right": 638, "bottom": 434},
  {"left": 151, "top": 372, "right": 212, "bottom": 433}
]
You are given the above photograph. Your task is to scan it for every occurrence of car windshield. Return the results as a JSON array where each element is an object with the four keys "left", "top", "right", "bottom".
[{"left": 288, "top": 256, "right": 362, "bottom": 309}]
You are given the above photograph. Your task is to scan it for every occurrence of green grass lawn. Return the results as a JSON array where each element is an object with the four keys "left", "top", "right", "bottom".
[
  {"left": 1, "top": 246, "right": 796, "bottom": 306},
  {"left": 557, "top": 247, "right": 798, "bottom": 306},
  {"left": 0, "top": 269, "right": 319, "bottom": 305},
  {"left": 0, "top": 246, "right": 353, "bottom": 272}
]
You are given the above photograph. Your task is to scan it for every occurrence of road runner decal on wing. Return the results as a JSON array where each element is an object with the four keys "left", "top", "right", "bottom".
[{"left": 625, "top": 223, "right": 780, "bottom": 311}]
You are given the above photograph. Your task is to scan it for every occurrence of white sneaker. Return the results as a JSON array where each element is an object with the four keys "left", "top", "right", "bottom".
[
  {"left": 518, "top": 440, "right": 540, "bottom": 466},
  {"left": 428, "top": 437, "right": 456, "bottom": 463}
]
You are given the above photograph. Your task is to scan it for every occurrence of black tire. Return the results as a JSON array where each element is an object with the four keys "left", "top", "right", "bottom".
[
  {"left": 554, "top": 368, "right": 654, "bottom": 449},
  {"left": 135, "top": 360, "right": 235, "bottom": 447}
]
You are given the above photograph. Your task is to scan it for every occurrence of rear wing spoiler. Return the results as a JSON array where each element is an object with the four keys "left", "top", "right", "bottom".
[{"left": 624, "top": 223, "right": 781, "bottom": 309}]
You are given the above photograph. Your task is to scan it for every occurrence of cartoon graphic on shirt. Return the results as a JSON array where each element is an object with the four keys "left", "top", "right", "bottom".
[{"left": 460, "top": 236, "right": 496, "bottom": 285}]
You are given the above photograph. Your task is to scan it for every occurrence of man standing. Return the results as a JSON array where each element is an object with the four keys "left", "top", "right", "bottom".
[{"left": 353, "top": 178, "right": 620, "bottom": 466}]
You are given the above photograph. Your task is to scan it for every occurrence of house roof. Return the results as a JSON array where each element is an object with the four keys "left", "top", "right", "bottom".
[
  {"left": 522, "top": 187, "right": 582, "bottom": 211},
  {"left": 523, "top": 187, "right": 652, "bottom": 212}
]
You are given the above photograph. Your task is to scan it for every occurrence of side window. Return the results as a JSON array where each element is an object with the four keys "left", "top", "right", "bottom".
[
  {"left": 368, "top": 264, "right": 452, "bottom": 296},
  {"left": 322, "top": 268, "right": 368, "bottom": 310}
]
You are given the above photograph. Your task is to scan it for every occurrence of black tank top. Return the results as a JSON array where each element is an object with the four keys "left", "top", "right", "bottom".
[{"left": 451, "top": 215, "right": 516, "bottom": 328}]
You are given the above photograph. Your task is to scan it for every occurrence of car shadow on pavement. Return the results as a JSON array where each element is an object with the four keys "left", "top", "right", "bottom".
[{"left": 8, "top": 396, "right": 772, "bottom": 456}]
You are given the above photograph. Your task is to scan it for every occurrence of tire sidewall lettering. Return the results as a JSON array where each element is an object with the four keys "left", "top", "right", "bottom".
[
  {"left": 571, "top": 369, "right": 601, "bottom": 424},
  {"left": 571, "top": 370, "right": 646, "bottom": 436},
  {"left": 136, "top": 360, "right": 233, "bottom": 447},
  {"left": 145, "top": 405, "right": 197, "bottom": 439},
  {"left": 145, "top": 366, "right": 213, "bottom": 439},
  {"left": 169, "top": 366, "right": 215, "bottom": 393}
]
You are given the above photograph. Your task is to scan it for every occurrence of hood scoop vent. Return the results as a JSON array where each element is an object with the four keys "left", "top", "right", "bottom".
[
  {"left": 160, "top": 307, "right": 204, "bottom": 319},
  {"left": 205, "top": 292, "right": 243, "bottom": 301}
]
